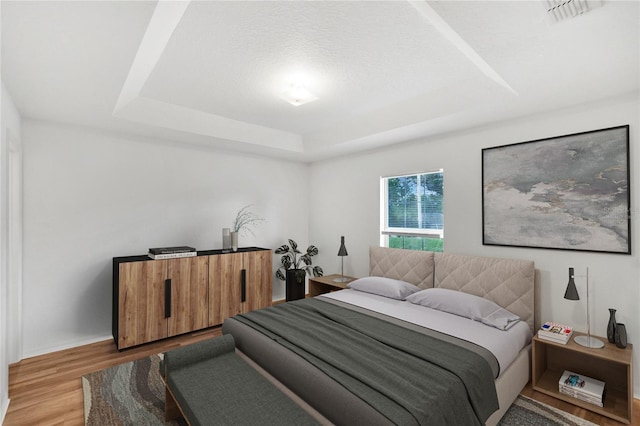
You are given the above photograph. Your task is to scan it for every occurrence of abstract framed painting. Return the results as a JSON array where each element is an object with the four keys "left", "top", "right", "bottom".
[{"left": 482, "top": 125, "right": 630, "bottom": 254}]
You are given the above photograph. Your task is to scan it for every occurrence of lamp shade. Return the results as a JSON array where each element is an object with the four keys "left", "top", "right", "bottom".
[
  {"left": 564, "top": 267, "right": 580, "bottom": 300},
  {"left": 337, "top": 236, "right": 348, "bottom": 257}
]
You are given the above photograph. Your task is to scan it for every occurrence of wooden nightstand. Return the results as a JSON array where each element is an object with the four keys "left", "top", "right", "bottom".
[
  {"left": 308, "top": 274, "right": 357, "bottom": 297},
  {"left": 532, "top": 332, "right": 633, "bottom": 424}
]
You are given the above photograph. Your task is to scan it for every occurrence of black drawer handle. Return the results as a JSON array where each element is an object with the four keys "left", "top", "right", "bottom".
[
  {"left": 165, "top": 279, "right": 171, "bottom": 318},
  {"left": 241, "top": 269, "right": 246, "bottom": 303}
]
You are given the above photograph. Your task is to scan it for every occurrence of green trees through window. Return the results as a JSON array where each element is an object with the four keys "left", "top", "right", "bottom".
[{"left": 381, "top": 170, "right": 443, "bottom": 252}]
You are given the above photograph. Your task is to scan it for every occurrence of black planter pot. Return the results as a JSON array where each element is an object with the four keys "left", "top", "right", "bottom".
[{"left": 286, "top": 269, "right": 307, "bottom": 302}]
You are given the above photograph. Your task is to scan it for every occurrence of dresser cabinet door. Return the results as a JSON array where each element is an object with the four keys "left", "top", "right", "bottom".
[
  {"left": 208, "top": 252, "right": 244, "bottom": 326},
  {"left": 118, "top": 260, "right": 167, "bottom": 349},
  {"left": 208, "top": 250, "right": 272, "bottom": 326},
  {"left": 167, "top": 256, "right": 209, "bottom": 337},
  {"left": 242, "top": 250, "right": 272, "bottom": 313}
]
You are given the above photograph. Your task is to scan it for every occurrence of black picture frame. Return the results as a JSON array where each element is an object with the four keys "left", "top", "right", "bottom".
[{"left": 482, "top": 125, "right": 630, "bottom": 254}]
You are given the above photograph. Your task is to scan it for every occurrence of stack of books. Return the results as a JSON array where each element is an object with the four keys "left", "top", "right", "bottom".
[
  {"left": 148, "top": 246, "right": 197, "bottom": 260},
  {"left": 559, "top": 370, "right": 605, "bottom": 407},
  {"left": 537, "top": 321, "right": 573, "bottom": 344}
]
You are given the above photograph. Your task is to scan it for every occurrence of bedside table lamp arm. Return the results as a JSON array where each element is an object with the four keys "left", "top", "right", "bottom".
[{"left": 566, "top": 267, "right": 604, "bottom": 349}]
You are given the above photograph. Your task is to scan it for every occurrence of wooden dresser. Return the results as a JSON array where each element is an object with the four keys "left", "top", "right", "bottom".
[{"left": 112, "top": 247, "right": 272, "bottom": 349}]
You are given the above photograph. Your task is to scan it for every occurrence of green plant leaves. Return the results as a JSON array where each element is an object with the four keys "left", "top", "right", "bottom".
[
  {"left": 280, "top": 254, "right": 292, "bottom": 269},
  {"left": 299, "top": 254, "right": 311, "bottom": 266},
  {"left": 275, "top": 238, "right": 323, "bottom": 281},
  {"left": 275, "top": 244, "right": 290, "bottom": 254}
]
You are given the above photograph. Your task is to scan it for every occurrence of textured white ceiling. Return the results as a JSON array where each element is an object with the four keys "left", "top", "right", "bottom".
[
  {"left": 143, "top": 1, "right": 475, "bottom": 134},
  {"left": 2, "top": 1, "right": 639, "bottom": 161}
]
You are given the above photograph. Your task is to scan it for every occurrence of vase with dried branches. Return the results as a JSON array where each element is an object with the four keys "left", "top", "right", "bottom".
[{"left": 230, "top": 205, "right": 264, "bottom": 251}]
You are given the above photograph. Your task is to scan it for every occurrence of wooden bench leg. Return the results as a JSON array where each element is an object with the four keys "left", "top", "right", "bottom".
[{"left": 165, "top": 385, "right": 182, "bottom": 422}]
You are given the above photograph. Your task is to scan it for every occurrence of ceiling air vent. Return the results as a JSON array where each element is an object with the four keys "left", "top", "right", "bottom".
[{"left": 545, "top": 0, "right": 601, "bottom": 22}]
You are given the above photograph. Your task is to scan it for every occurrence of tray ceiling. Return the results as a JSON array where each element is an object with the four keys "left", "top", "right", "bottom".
[{"left": 2, "top": 1, "right": 638, "bottom": 161}]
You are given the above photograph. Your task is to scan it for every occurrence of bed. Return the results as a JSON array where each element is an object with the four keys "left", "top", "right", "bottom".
[{"left": 222, "top": 247, "right": 535, "bottom": 425}]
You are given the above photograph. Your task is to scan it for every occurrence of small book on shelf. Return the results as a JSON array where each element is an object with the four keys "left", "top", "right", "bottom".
[
  {"left": 148, "top": 246, "right": 196, "bottom": 255},
  {"left": 148, "top": 251, "right": 197, "bottom": 260},
  {"left": 537, "top": 321, "right": 573, "bottom": 344},
  {"left": 559, "top": 370, "right": 605, "bottom": 407}
]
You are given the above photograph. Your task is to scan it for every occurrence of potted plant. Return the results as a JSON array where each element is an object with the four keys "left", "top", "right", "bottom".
[{"left": 275, "top": 239, "right": 323, "bottom": 301}]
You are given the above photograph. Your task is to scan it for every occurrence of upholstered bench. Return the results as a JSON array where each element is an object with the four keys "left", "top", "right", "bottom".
[{"left": 163, "top": 334, "right": 319, "bottom": 426}]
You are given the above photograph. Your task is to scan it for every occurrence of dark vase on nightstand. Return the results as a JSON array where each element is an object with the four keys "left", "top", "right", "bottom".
[
  {"left": 607, "top": 308, "right": 617, "bottom": 343},
  {"left": 615, "top": 323, "right": 628, "bottom": 349}
]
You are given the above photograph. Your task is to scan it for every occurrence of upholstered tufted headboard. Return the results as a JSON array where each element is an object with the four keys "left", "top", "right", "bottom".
[
  {"left": 434, "top": 252, "right": 535, "bottom": 334},
  {"left": 368, "top": 247, "right": 535, "bottom": 333},
  {"left": 369, "top": 246, "right": 434, "bottom": 289}
]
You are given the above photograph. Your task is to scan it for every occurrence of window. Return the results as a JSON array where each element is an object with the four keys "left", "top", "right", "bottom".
[{"left": 380, "top": 170, "right": 443, "bottom": 252}]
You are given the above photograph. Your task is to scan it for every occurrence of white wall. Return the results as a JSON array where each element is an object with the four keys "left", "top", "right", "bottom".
[
  {"left": 309, "top": 92, "right": 640, "bottom": 397},
  {"left": 14, "top": 91, "right": 640, "bottom": 398},
  {"left": 1, "top": 82, "right": 23, "bottom": 423},
  {"left": 21, "top": 120, "right": 309, "bottom": 357}
]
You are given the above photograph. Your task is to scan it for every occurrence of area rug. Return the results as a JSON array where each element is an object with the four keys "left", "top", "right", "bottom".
[
  {"left": 498, "top": 395, "right": 597, "bottom": 426},
  {"left": 82, "top": 355, "right": 597, "bottom": 426},
  {"left": 82, "top": 354, "right": 185, "bottom": 426}
]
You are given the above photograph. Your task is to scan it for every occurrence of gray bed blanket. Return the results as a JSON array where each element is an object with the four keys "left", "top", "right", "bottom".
[{"left": 234, "top": 298, "right": 499, "bottom": 426}]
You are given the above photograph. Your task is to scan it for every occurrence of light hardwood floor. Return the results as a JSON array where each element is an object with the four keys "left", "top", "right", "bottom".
[
  {"left": 5, "top": 327, "right": 639, "bottom": 425},
  {"left": 5, "top": 328, "right": 222, "bottom": 425}
]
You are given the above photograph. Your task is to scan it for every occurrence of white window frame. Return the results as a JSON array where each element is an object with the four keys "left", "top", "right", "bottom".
[{"left": 380, "top": 169, "right": 444, "bottom": 248}]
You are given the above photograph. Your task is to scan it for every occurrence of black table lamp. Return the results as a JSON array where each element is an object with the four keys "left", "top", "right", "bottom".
[{"left": 333, "top": 236, "right": 349, "bottom": 283}]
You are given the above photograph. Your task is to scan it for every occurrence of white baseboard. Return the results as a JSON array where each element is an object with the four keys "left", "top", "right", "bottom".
[
  {"left": 22, "top": 334, "right": 112, "bottom": 360},
  {"left": 0, "top": 397, "right": 10, "bottom": 424}
]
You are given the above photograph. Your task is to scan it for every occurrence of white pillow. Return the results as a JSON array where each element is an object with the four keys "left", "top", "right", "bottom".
[
  {"left": 347, "top": 276, "right": 421, "bottom": 300},
  {"left": 406, "top": 288, "right": 521, "bottom": 330}
]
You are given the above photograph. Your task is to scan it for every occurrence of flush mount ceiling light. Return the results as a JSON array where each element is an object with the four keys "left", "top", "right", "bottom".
[{"left": 280, "top": 83, "right": 318, "bottom": 106}]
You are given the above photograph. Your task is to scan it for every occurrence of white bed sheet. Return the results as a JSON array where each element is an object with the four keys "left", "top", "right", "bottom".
[{"left": 320, "top": 289, "right": 532, "bottom": 376}]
